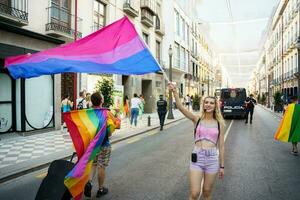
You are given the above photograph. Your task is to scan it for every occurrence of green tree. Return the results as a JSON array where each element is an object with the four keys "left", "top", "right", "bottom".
[
  {"left": 95, "top": 77, "right": 114, "bottom": 108},
  {"left": 273, "top": 91, "right": 282, "bottom": 112}
]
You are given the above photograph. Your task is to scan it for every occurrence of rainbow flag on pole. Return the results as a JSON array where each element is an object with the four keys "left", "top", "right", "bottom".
[
  {"left": 274, "top": 104, "right": 300, "bottom": 142},
  {"left": 63, "top": 108, "right": 116, "bottom": 199},
  {"left": 4, "top": 16, "right": 161, "bottom": 79}
]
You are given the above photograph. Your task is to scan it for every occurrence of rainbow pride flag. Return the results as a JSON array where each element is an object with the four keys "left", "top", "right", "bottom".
[
  {"left": 4, "top": 16, "right": 160, "bottom": 79},
  {"left": 274, "top": 104, "right": 300, "bottom": 142},
  {"left": 63, "top": 108, "right": 116, "bottom": 199}
]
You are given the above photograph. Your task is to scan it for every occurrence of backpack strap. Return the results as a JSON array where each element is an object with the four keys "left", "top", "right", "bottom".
[
  {"left": 194, "top": 118, "right": 201, "bottom": 140},
  {"left": 217, "top": 121, "right": 220, "bottom": 142}
]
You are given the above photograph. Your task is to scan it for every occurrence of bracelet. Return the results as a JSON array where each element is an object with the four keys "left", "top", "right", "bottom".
[{"left": 220, "top": 166, "right": 224, "bottom": 169}]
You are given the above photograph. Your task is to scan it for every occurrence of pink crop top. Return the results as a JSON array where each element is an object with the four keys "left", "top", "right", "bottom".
[{"left": 195, "top": 122, "right": 219, "bottom": 144}]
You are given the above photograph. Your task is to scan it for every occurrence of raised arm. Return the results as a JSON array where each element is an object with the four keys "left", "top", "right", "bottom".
[{"left": 168, "top": 83, "right": 197, "bottom": 123}]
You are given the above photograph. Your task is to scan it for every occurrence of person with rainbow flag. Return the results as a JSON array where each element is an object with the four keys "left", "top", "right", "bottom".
[
  {"left": 84, "top": 92, "right": 116, "bottom": 197},
  {"left": 274, "top": 96, "right": 300, "bottom": 156},
  {"left": 63, "top": 92, "right": 117, "bottom": 200}
]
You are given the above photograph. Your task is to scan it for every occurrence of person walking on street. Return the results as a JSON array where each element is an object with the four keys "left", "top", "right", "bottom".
[
  {"left": 289, "top": 96, "right": 299, "bottom": 155},
  {"left": 61, "top": 94, "right": 73, "bottom": 113},
  {"left": 130, "top": 93, "right": 142, "bottom": 127},
  {"left": 139, "top": 94, "right": 145, "bottom": 119},
  {"left": 157, "top": 95, "right": 167, "bottom": 131},
  {"left": 85, "top": 92, "right": 92, "bottom": 108},
  {"left": 168, "top": 83, "right": 225, "bottom": 200},
  {"left": 84, "top": 92, "right": 116, "bottom": 198},
  {"left": 76, "top": 90, "right": 87, "bottom": 110},
  {"left": 245, "top": 94, "right": 257, "bottom": 124},
  {"left": 123, "top": 95, "right": 130, "bottom": 120}
]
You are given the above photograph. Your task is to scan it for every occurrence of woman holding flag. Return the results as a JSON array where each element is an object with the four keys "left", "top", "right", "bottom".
[{"left": 168, "top": 83, "right": 225, "bottom": 200}]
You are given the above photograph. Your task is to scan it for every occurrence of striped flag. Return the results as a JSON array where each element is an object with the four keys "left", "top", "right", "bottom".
[
  {"left": 63, "top": 108, "right": 116, "bottom": 199},
  {"left": 274, "top": 103, "right": 300, "bottom": 142},
  {"left": 4, "top": 16, "right": 161, "bottom": 79}
]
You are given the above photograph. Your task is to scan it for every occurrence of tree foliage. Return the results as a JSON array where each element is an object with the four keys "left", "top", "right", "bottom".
[{"left": 95, "top": 77, "right": 114, "bottom": 108}]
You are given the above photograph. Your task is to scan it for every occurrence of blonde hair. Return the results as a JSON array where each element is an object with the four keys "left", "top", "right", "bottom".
[
  {"left": 86, "top": 94, "right": 91, "bottom": 102},
  {"left": 199, "top": 96, "right": 225, "bottom": 126}
]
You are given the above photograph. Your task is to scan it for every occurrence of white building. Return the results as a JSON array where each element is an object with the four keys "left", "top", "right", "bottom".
[{"left": 264, "top": 0, "right": 300, "bottom": 106}]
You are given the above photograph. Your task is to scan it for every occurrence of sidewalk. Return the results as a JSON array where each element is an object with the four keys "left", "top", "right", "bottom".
[
  {"left": 0, "top": 110, "right": 187, "bottom": 182},
  {"left": 258, "top": 104, "right": 284, "bottom": 119}
]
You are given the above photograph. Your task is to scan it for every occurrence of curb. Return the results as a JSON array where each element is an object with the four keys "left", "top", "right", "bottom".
[
  {"left": 258, "top": 104, "right": 283, "bottom": 119},
  {"left": 0, "top": 116, "right": 186, "bottom": 183}
]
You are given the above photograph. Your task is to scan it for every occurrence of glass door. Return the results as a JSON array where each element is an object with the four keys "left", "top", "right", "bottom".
[{"left": 0, "top": 72, "right": 14, "bottom": 133}]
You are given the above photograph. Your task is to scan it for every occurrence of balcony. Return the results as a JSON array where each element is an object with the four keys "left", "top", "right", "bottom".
[
  {"left": 0, "top": 0, "right": 28, "bottom": 26},
  {"left": 141, "top": 8, "right": 153, "bottom": 27},
  {"left": 140, "top": 0, "right": 156, "bottom": 15},
  {"left": 123, "top": 0, "right": 139, "bottom": 17},
  {"left": 45, "top": 6, "right": 82, "bottom": 40},
  {"left": 155, "top": 16, "right": 164, "bottom": 35}
]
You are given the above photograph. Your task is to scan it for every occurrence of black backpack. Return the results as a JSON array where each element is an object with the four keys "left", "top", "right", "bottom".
[{"left": 77, "top": 98, "right": 85, "bottom": 110}]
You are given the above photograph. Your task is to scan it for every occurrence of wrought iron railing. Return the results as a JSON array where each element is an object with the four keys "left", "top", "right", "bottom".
[
  {"left": 46, "top": 6, "right": 82, "bottom": 38},
  {"left": 0, "top": 0, "right": 28, "bottom": 22}
]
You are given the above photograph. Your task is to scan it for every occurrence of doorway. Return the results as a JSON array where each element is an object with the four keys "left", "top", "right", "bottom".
[{"left": 142, "top": 80, "right": 152, "bottom": 113}]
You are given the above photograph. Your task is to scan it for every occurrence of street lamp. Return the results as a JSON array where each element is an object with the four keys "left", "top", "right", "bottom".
[
  {"left": 167, "top": 45, "right": 174, "bottom": 119},
  {"left": 296, "top": 37, "right": 300, "bottom": 103}
]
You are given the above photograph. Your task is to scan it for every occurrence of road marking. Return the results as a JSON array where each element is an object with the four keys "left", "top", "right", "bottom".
[
  {"left": 36, "top": 172, "right": 47, "bottom": 179},
  {"left": 127, "top": 138, "right": 141, "bottom": 144},
  {"left": 147, "top": 130, "right": 159, "bottom": 136},
  {"left": 225, "top": 120, "right": 233, "bottom": 141}
]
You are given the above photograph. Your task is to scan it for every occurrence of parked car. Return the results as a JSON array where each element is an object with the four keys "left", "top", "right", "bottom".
[{"left": 220, "top": 88, "right": 247, "bottom": 118}]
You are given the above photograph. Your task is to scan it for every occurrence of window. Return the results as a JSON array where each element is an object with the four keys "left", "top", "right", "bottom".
[
  {"left": 51, "top": 0, "right": 71, "bottom": 26},
  {"left": 156, "top": 40, "right": 161, "bottom": 63},
  {"left": 180, "top": 47, "right": 185, "bottom": 70},
  {"left": 174, "top": 43, "right": 180, "bottom": 68},
  {"left": 182, "top": 18, "right": 185, "bottom": 40},
  {"left": 142, "top": 32, "right": 149, "bottom": 45},
  {"left": 93, "top": 0, "right": 106, "bottom": 31},
  {"left": 175, "top": 11, "right": 180, "bottom": 36}
]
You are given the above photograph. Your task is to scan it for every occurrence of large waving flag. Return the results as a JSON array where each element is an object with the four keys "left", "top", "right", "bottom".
[
  {"left": 274, "top": 104, "right": 300, "bottom": 142},
  {"left": 4, "top": 16, "right": 161, "bottom": 79},
  {"left": 63, "top": 108, "right": 116, "bottom": 199}
]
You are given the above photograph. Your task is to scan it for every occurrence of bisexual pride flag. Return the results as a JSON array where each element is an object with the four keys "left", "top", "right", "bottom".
[
  {"left": 274, "top": 104, "right": 300, "bottom": 142},
  {"left": 4, "top": 16, "right": 161, "bottom": 79},
  {"left": 63, "top": 108, "right": 116, "bottom": 199}
]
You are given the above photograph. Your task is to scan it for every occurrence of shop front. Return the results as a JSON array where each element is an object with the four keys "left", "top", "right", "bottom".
[{"left": 0, "top": 24, "right": 64, "bottom": 134}]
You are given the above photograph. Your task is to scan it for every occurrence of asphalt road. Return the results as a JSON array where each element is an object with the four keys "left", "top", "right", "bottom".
[{"left": 0, "top": 106, "right": 299, "bottom": 200}]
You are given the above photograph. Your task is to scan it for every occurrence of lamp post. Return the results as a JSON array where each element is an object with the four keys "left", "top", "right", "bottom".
[
  {"left": 167, "top": 45, "right": 174, "bottom": 119},
  {"left": 296, "top": 37, "right": 300, "bottom": 103}
]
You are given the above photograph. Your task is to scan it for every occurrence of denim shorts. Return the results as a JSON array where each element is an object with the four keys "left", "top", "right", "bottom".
[{"left": 190, "top": 146, "right": 219, "bottom": 173}]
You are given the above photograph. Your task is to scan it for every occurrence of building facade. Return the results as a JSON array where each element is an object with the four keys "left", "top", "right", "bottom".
[
  {"left": 0, "top": 0, "right": 219, "bottom": 134},
  {"left": 264, "top": 0, "right": 299, "bottom": 106},
  {"left": 0, "top": 0, "right": 66, "bottom": 134}
]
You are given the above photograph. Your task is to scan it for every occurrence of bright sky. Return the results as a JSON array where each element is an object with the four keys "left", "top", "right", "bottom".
[{"left": 195, "top": 0, "right": 280, "bottom": 88}]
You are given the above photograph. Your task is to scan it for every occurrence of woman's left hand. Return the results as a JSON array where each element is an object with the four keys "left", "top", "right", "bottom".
[{"left": 219, "top": 168, "right": 224, "bottom": 179}]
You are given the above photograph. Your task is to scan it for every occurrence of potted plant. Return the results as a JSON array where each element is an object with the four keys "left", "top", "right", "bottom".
[{"left": 273, "top": 91, "right": 282, "bottom": 112}]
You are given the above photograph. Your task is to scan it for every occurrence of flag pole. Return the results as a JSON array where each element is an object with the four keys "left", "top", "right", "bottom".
[{"left": 73, "top": 0, "right": 78, "bottom": 108}]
